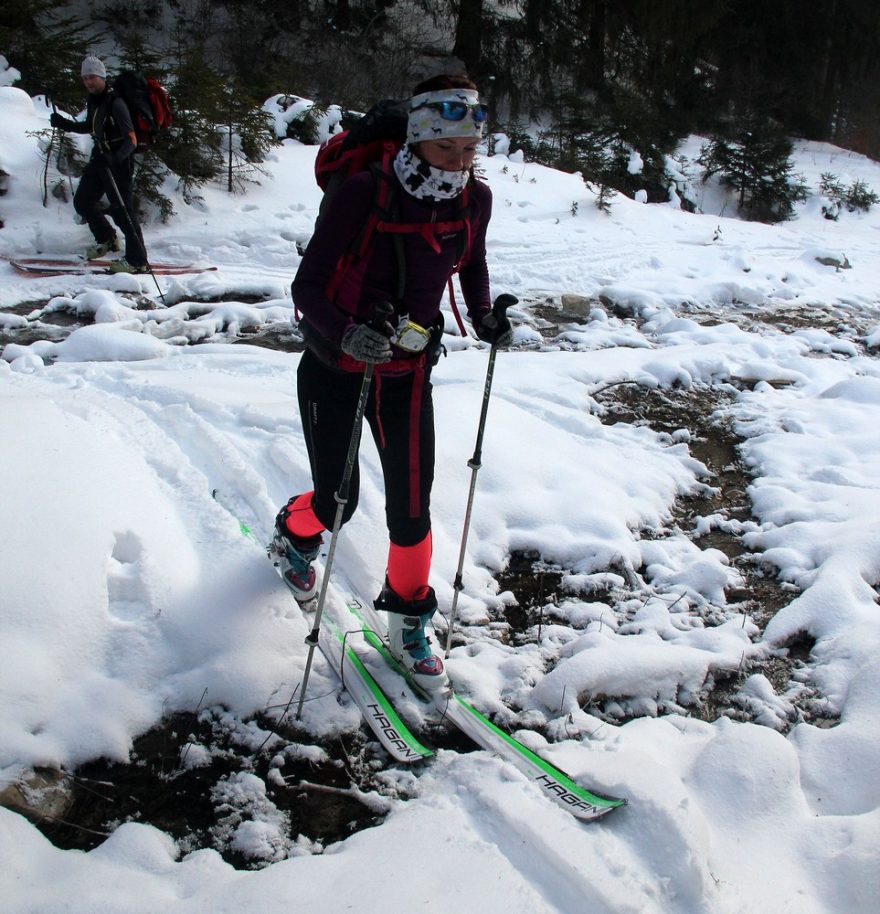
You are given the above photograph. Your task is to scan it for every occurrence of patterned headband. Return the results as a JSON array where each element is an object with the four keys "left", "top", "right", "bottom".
[{"left": 407, "top": 88, "right": 486, "bottom": 145}]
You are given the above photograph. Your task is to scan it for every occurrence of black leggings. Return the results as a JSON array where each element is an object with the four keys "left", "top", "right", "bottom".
[{"left": 297, "top": 349, "right": 435, "bottom": 547}]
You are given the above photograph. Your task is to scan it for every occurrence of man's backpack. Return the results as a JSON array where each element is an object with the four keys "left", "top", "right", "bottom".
[
  {"left": 313, "top": 98, "right": 472, "bottom": 333},
  {"left": 113, "top": 70, "right": 173, "bottom": 152}
]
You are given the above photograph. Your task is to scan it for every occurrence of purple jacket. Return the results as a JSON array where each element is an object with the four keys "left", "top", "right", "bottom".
[{"left": 293, "top": 169, "right": 493, "bottom": 357}]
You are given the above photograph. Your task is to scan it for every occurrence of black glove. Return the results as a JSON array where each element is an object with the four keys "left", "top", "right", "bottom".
[
  {"left": 49, "top": 112, "right": 67, "bottom": 130},
  {"left": 476, "top": 310, "right": 513, "bottom": 348},
  {"left": 341, "top": 323, "right": 392, "bottom": 364}
]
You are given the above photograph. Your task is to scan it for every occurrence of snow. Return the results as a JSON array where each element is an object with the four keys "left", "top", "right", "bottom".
[{"left": 2, "top": 79, "right": 880, "bottom": 913}]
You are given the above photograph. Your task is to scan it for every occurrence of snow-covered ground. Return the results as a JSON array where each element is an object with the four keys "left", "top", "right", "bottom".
[{"left": 2, "top": 77, "right": 880, "bottom": 913}]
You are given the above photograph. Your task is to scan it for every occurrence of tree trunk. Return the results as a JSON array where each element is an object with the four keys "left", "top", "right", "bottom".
[
  {"left": 586, "top": 0, "right": 607, "bottom": 94},
  {"left": 525, "top": 0, "right": 551, "bottom": 42},
  {"left": 453, "top": 0, "right": 484, "bottom": 77}
]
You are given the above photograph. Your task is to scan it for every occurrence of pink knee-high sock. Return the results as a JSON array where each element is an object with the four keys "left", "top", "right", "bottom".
[{"left": 387, "top": 532, "right": 432, "bottom": 603}]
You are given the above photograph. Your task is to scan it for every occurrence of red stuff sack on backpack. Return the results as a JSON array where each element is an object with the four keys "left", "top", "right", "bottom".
[{"left": 114, "top": 70, "right": 173, "bottom": 152}]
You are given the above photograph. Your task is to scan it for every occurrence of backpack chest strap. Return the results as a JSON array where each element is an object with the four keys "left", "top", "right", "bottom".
[{"left": 375, "top": 218, "right": 468, "bottom": 255}]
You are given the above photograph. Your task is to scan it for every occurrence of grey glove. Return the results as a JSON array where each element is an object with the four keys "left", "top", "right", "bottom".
[{"left": 341, "top": 322, "right": 392, "bottom": 364}]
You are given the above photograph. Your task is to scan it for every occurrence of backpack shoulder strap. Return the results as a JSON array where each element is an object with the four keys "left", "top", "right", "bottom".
[
  {"left": 323, "top": 157, "right": 474, "bottom": 334},
  {"left": 371, "top": 161, "right": 407, "bottom": 304},
  {"left": 325, "top": 157, "right": 406, "bottom": 305},
  {"left": 93, "top": 90, "right": 118, "bottom": 144}
]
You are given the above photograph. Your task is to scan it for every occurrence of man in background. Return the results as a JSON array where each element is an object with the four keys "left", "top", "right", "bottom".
[{"left": 50, "top": 55, "right": 148, "bottom": 273}]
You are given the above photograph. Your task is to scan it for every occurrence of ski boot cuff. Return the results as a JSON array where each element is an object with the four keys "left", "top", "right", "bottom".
[{"left": 374, "top": 581, "right": 438, "bottom": 616}]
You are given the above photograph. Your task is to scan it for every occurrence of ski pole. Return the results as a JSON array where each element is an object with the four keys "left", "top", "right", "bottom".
[
  {"left": 42, "top": 99, "right": 58, "bottom": 208},
  {"left": 445, "top": 293, "right": 517, "bottom": 657},
  {"left": 47, "top": 96, "right": 76, "bottom": 199},
  {"left": 296, "top": 301, "right": 395, "bottom": 720},
  {"left": 102, "top": 163, "right": 166, "bottom": 304}
]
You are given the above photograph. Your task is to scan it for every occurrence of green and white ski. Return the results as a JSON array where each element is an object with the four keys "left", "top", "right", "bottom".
[
  {"left": 346, "top": 598, "right": 626, "bottom": 821},
  {"left": 313, "top": 608, "right": 433, "bottom": 764},
  {"left": 215, "top": 491, "right": 431, "bottom": 764}
]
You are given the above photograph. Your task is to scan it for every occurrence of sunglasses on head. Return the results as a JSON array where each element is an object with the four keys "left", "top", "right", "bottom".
[{"left": 415, "top": 100, "right": 489, "bottom": 123}]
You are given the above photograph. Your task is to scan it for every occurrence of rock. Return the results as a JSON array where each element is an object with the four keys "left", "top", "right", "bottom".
[
  {"left": 815, "top": 254, "right": 851, "bottom": 270},
  {"left": 0, "top": 767, "right": 74, "bottom": 823},
  {"left": 560, "top": 294, "right": 592, "bottom": 317}
]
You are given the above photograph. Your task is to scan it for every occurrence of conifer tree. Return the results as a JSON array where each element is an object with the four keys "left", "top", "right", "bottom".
[
  {"left": 162, "top": 26, "right": 226, "bottom": 203},
  {"left": 219, "top": 84, "right": 277, "bottom": 193},
  {"left": 112, "top": 33, "right": 178, "bottom": 221},
  {"left": 452, "top": 0, "right": 484, "bottom": 80},
  {"left": 29, "top": 125, "right": 84, "bottom": 207},
  {"left": 699, "top": 121, "right": 809, "bottom": 223},
  {"left": 0, "top": 0, "right": 94, "bottom": 109}
]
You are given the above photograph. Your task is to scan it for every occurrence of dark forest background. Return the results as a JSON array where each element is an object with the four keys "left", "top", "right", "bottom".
[{"left": 3, "top": 0, "right": 880, "bottom": 221}]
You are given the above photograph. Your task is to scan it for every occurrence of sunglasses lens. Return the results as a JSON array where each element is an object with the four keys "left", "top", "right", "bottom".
[
  {"left": 439, "top": 101, "right": 468, "bottom": 121},
  {"left": 419, "top": 101, "right": 489, "bottom": 123}
]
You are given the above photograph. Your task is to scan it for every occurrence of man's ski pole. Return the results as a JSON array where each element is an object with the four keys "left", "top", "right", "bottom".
[
  {"left": 41, "top": 97, "right": 60, "bottom": 207},
  {"left": 445, "top": 293, "right": 517, "bottom": 657},
  {"left": 102, "top": 164, "right": 166, "bottom": 304},
  {"left": 296, "top": 301, "right": 395, "bottom": 720}
]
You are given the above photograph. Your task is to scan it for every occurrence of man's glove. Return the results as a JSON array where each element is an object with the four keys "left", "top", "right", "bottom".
[
  {"left": 341, "top": 322, "right": 392, "bottom": 364},
  {"left": 49, "top": 112, "right": 67, "bottom": 130},
  {"left": 476, "top": 310, "right": 513, "bottom": 348}
]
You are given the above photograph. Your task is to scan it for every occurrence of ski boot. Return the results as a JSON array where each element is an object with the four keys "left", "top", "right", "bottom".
[
  {"left": 376, "top": 583, "right": 448, "bottom": 692},
  {"left": 85, "top": 236, "right": 120, "bottom": 260},
  {"left": 271, "top": 500, "right": 322, "bottom": 604},
  {"left": 108, "top": 258, "right": 148, "bottom": 274}
]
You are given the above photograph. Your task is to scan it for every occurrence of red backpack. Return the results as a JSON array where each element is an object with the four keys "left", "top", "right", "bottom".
[{"left": 312, "top": 99, "right": 472, "bottom": 333}]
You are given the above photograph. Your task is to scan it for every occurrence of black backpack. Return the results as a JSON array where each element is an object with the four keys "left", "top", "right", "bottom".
[{"left": 112, "top": 70, "right": 173, "bottom": 152}]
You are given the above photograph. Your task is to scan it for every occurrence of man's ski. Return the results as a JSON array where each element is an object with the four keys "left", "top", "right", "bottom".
[
  {"left": 346, "top": 598, "right": 626, "bottom": 821},
  {"left": 9, "top": 257, "right": 216, "bottom": 276}
]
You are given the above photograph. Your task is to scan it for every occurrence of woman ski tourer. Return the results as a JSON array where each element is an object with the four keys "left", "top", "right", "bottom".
[{"left": 272, "top": 74, "right": 512, "bottom": 691}]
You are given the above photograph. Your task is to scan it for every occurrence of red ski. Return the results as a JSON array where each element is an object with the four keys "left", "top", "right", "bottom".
[{"left": 8, "top": 257, "right": 217, "bottom": 277}]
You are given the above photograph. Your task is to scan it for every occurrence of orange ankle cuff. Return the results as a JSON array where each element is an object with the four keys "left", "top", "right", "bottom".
[{"left": 387, "top": 532, "right": 432, "bottom": 602}]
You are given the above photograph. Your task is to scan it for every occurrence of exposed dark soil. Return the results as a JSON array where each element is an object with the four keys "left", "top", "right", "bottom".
[
  {"left": 29, "top": 694, "right": 475, "bottom": 864},
  {"left": 493, "top": 381, "right": 838, "bottom": 731},
  {"left": 35, "top": 709, "right": 396, "bottom": 865}
]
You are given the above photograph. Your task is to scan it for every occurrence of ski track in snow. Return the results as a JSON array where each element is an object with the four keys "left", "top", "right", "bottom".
[{"left": 435, "top": 749, "right": 715, "bottom": 914}]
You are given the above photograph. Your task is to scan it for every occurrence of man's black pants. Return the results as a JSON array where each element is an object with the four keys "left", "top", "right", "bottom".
[{"left": 74, "top": 156, "right": 146, "bottom": 266}]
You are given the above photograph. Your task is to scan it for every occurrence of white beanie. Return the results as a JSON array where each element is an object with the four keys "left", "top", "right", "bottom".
[{"left": 81, "top": 56, "right": 106, "bottom": 79}]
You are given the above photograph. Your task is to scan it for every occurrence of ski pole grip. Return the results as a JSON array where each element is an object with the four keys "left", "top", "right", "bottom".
[
  {"left": 371, "top": 300, "right": 395, "bottom": 337},
  {"left": 482, "top": 293, "right": 518, "bottom": 333},
  {"left": 492, "top": 293, "right": 517, "bottom": 322}
]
